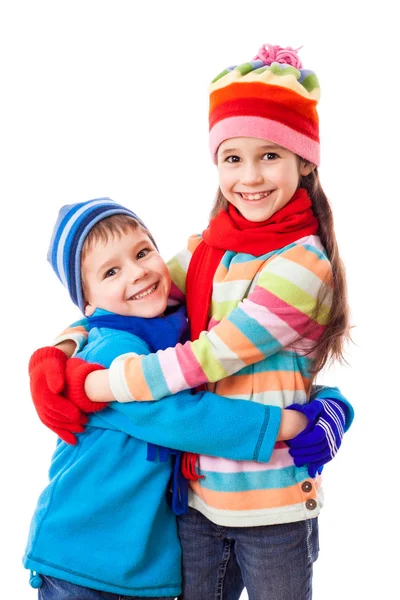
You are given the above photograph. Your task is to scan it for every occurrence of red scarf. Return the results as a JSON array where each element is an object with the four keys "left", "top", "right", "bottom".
[{"left": 182, "top": 188, "right": 319, "bottom": 480}]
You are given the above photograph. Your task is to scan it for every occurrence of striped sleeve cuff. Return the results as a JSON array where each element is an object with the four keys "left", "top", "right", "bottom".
[
  {"left": 53, "top": 333, "right": 86, "bottom": 356},
  {"left": 311, "top": 385, "right": 354, "bottom": 431},
  {"left": 109, "top": 353, "right": 139, "bottom": 403}
]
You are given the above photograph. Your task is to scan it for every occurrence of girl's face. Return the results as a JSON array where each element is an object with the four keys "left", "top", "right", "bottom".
[
  {"left": 217, "top": 137, "right": 314, "bottom": 222},
  {"left": 82, "top": 228, "right": 171, "bottom": 318}
]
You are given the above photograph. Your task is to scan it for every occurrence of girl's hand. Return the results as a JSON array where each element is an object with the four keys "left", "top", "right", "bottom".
[
  {"left": 84, "top": 369, "right": 113, "bottom": 403},
  {"left": 55, "top": 338, "right": 77, "bottom": 358}
]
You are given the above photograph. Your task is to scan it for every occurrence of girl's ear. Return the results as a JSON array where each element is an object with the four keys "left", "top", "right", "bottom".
[
  {"left": 300, "top": 161, "right": 316, "bottom": 177},
  {"left": 84, "top": 303, "right": 96, "bottom": 317}
]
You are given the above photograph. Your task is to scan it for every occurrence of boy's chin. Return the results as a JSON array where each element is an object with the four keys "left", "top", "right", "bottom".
[{"left": 128, "top": 300, "right": 168, "bottom": 319}]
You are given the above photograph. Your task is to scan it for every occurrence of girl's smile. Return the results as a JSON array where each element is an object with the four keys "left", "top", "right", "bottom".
[
  {"left": 237, "top": 190, "right": 274, "bottom": 203},
  {"left": 217, "top": 137, "right": 314, "bottom": 222}
]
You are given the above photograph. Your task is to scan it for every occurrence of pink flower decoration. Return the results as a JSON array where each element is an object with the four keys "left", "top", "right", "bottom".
[{"left": 253, "top": 44, "right": 303, "bottom": 69}]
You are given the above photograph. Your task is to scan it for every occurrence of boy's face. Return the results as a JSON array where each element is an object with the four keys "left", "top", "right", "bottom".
[{"left": 82, "top": 228, "right": 171, "bottom": 318}]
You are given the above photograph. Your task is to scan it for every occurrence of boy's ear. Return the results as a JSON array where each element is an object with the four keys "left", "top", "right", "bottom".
[
  {"left": 300, "top": 161, "right": 316, "bottom": 177},
  {"left": 84, "top": 303, "right": 96, "bottom": 317}
]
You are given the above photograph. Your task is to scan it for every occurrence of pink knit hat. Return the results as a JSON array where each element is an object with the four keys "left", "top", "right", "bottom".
[{"left": 209, "top": 44, "right": 321, "bottom": 165}]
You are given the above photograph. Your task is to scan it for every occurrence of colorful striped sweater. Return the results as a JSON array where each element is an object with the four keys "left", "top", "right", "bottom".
[{"left": 59, "top": 233, "right": 351, "bottom": 527}]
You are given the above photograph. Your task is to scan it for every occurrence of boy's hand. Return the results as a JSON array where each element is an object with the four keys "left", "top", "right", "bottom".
[
  {"left": 277, "top": 409, "right": 308, "bottom": 441},
  {"left": 286, "top": 398, "right": 347, "bottom": 477},
  {"left": 29, "top": 346, "right": 88, "bottom": 445}
]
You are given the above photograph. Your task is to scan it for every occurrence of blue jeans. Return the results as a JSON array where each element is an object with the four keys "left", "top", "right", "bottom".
[
  {"left": 177, "top": 508, "right": 319, "bottom": 600},
  {"left": 38, "top": 575, "right": 175, "bottom": 600}
]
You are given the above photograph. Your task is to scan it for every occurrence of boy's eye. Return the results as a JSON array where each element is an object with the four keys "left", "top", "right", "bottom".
[
  {"left": 263, "top": 152, "right": 278, "bottom": 160},
  {"left": 104, "top": 268, "right": 118, "bottom": 278},
  {"left": 137, "top": 248, "right": 151, "bottom": 259},
  {"left": 226, "top": 155, "right": 241, "bottom": 163}
]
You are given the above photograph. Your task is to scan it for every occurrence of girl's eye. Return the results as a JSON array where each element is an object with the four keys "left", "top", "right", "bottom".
[
  {"left": 226, "top": 155, "right": 241, "bottom": 163},
  {"left": 137, "top": 248, "right": 151, "bottom": 260},
  {"left": 263, "top": 152, "right": 278, "bottom": 160},
  {"left": 104, "top": 268, "right": 118, "bottom": 279}
]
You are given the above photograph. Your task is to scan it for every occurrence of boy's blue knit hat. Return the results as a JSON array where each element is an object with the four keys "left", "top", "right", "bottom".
[{"left": 47, "top": 197, "right": 151, "bottom": 313}]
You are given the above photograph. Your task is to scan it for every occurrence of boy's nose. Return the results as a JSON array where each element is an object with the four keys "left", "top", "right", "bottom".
[{"left": 128, "top": 262, "right": 149, "bottom": 282}]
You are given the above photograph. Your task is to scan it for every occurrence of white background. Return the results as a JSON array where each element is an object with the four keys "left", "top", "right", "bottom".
[{"left": 1, "top": 1, "right": 398, "bottom": 598}]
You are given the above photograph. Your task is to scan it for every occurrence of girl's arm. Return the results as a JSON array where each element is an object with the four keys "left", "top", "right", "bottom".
[
  {"left": 108, "top": 239, "right": 334, "bottom": 402},
  {"left": 54, "top": 318, "right": 90, "bottom": 355},
  {"left": 71, "top": 329, "right": 305, "bottom": 461},
  {"left": 56, "top": 339, "right": 79, "bottom": 357}
]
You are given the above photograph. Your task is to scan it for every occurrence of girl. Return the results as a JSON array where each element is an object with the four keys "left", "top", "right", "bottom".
[{"left": 30, "top": 44, "right": 353, "bottom": 599}]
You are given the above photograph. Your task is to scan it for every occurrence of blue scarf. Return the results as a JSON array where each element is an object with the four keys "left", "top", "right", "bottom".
[
  {"left": 86, "top": 305, "right": 190, "bottom": 515},
  {"left": 87, "top": 305, "right": 189, "bottom": 352}
]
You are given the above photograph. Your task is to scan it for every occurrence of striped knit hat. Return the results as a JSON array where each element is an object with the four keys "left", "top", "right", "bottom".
[
  {"left": 209, "top": 44, "right": 321, "bottom": 165},
  {"left": 47, "top": 198, "right": 152, "bottom": 313}
]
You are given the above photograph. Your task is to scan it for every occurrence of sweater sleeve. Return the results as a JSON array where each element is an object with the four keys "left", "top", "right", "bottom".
[
  {"left": 165, "top": 235, "right": 202, "bottom": 305},
  {"left": 92, "top": 391, "right": 281, "bottom": 463},
  {"left": 110, "top": 239, "right": 334, "bottom": 402},
  {"left": 54, "top": 318, "right": 90, "bottom": 354},
  {"left": 311, "top": 385, "right": 355, "bottom": 431}
]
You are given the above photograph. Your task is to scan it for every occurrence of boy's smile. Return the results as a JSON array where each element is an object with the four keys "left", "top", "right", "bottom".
[
  {"left": 127, "top": 281, "right": 160, "bottom": 302},
  {"left": 82, "top": 228, "right": 171, "bottom": 318}
]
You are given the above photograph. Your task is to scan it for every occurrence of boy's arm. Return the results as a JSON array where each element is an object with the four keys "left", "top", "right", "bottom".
[
  {"left": 108, "top": 240, "right": 334, "bottom": 402},
  {"left": 93, "top": 389, "right": 283, "bottom": 463}
]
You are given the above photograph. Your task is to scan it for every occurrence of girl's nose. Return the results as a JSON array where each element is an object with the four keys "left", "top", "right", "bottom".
[{"left": 240, "top": 162, "right": 263, "bottom": 186}]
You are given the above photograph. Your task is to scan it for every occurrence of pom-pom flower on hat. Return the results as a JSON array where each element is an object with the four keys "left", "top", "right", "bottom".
[
  {"left": 252, "top": 43, "right": 303, "bottom": 68},
  {"left": 209, "top": 44, "right": 321, "bottom": 166}
]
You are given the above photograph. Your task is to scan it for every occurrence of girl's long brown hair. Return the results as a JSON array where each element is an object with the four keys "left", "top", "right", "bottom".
[
  {"left": 299, "top": 169, "right": 350, "bottom": 376},
  {"left": 209, "top": 169, "right": 350, "bottom": 379}
]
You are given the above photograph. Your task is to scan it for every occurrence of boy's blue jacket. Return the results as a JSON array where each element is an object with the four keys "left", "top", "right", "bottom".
[{"left": 23, "top": 309, "right": 283, "bottom": 596}]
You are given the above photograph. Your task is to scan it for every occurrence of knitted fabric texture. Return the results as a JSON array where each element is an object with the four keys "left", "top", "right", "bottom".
[
  {"left": 47, "top": 198, "right": 152, "bottom": 313},
  {"left": 209, "top": 43, "right": 321, "bottom": 165}
]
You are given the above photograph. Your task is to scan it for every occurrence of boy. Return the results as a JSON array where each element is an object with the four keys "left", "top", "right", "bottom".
[{"left": 24, "top": 198, "right": 307, "bottom": 599}]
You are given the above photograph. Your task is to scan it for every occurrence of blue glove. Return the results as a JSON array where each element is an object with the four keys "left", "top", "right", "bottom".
[{"left": 286, "top": 398, "right": 347, "bottom": 478}]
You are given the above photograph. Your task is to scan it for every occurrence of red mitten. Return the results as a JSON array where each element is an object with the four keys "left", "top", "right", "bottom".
[
  {"left": 64, "top": 358, "right": 108, "bottom": 413},
  {"left": 29, "top": 347, "right": 88, "bottom": 445}
]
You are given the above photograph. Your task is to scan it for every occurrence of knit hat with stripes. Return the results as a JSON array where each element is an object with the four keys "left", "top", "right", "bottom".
[
  {"left": 209, "top": 44, "right": 321, "bottom": 165},
  {"left": 47, "top": 198, "right": 153, "bottom": 313}
]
